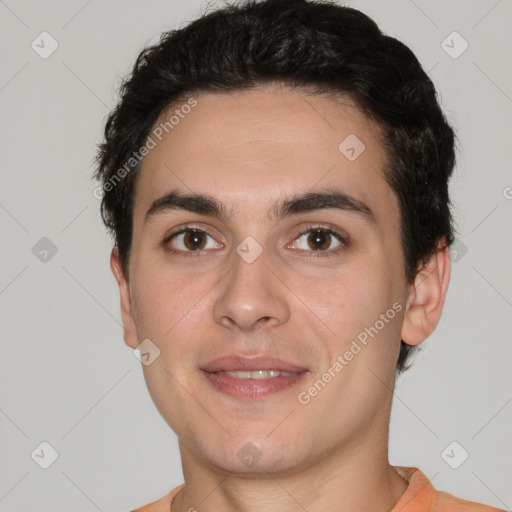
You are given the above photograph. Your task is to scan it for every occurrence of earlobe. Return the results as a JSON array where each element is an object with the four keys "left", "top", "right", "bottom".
[
  {"left": 110, "top": 248, "right": 139, "bottom": 349},
  {"left": 400, "top": 240, "right": 451, "bottom": 347}
]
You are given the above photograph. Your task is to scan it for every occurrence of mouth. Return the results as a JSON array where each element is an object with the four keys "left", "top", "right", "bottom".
[
  {"left": 200, "top": 355, "right": 309, "bottom": 400},
  {"left": 219, "top": 369, "right": 299, "bottom": 379}
]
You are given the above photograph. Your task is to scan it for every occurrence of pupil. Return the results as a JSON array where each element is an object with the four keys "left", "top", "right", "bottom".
[
  {"left": 185, "top": 230, "right": 205, "bottom": 250},
  {"left": 309, "top": 230, "right": 329, "bottom": 250}
]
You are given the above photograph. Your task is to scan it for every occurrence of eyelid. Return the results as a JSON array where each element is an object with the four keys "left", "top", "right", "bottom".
[
  {"left": 293, "top": 223, "right": 345, "bottom": 242},
  {"left": 163, "top": 223, "right": 221, "bottom": 242}
]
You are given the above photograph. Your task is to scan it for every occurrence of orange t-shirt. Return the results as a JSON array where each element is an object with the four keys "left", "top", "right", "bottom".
[{"left": 131, "top": 466, "right": 505, "bottom": 511}]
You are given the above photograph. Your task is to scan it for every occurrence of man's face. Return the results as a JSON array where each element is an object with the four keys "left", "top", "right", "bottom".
[{"left": 120, "top": 85, "right": 411, "bottom": 474}]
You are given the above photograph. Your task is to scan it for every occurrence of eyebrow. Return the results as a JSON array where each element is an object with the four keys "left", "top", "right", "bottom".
[{"left": 144, "top": 187, "right": 376, "bottom": 226}]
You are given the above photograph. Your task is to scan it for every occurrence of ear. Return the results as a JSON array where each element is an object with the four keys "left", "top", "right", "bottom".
[
  {"left": 110, "top": 247, "right": 139, "bottom": 349},
  {"left": 401, "top": 239, "right": 451, "bottom": 347}
]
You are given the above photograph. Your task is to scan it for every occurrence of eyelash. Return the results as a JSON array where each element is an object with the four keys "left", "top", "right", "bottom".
[{"left": 162, "top": 224, "right": 346, "bottom": 259}]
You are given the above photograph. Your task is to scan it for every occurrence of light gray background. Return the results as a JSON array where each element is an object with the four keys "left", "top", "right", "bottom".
[{"left": 1, "top": 0, "right": 511, "bottom": 510}]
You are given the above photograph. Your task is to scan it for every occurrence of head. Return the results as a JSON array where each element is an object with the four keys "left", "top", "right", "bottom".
[{"left": 94, "top": 0, "right": 455, "bottom": 475}]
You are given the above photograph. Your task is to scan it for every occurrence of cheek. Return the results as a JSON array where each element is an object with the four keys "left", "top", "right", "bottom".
[
  {"left": 302, "top": 263, "right": 397, "bottom": 342},
  {"left": 303, "top": 270, "right": 403, "bottom": 411},
  {"left": 130, "top": 265, "right": 192, "bottom": 339},
  {"left": 130, "top": 261, "right": 221, "bottom": 354}
]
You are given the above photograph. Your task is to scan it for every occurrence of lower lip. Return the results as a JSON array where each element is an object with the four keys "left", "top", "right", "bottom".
[{"left": 201, "top": 370, "right": 308, "bottom": 399}]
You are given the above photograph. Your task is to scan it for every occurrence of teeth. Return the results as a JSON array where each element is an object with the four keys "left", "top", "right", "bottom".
[{"left": 224, "top": 370, "right": 298, "bottom": 379}]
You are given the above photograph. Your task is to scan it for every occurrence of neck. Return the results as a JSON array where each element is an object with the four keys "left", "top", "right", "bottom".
[{"left": 172, "top": 423, "right": 408, "bottom": 512}]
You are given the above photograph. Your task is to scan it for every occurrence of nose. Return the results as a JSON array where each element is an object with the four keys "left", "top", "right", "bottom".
[{"left": 212, "top": 246, "right": 291, "bottom": 332}]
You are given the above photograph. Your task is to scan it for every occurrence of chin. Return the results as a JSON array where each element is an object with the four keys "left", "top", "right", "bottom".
[{"left": 198, "top": 436, "right": 304, "bottom": 476}]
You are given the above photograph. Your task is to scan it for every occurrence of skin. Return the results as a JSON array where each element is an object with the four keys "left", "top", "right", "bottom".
[{"left": 111, "top": 83, "right": 451, "bottom": 512}]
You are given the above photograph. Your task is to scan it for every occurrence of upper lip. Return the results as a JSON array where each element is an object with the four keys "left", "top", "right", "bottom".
[{"left": 201, "top": 355, "right": 307, "bottom": 373}]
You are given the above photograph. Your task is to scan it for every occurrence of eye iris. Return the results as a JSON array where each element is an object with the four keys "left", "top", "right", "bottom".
[
  {"left": 308, "top": 230, "right": 330, "bottom": 250},
  {"left": 184, "top": 230, "right": 206, "bottom": 250}
]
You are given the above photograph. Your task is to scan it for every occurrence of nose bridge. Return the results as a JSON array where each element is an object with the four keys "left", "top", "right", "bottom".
[{"left": 212, "top": 239, "right": 290, "bottom": 331}]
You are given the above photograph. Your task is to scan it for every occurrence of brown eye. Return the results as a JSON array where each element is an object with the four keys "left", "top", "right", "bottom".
[
  {"left": 165, "top": 228, "right": 222, "bottom": 256},
  {"left": 307, "top": 230, "right": 332, "bottom": 251},
  {"left": 288, "top": 227, "right": 345, "bottom": 257},
  {"left": 182, "top": 230, "right": 207, "bottom": 250}
]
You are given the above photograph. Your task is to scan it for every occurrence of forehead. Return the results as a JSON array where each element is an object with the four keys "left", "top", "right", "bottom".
[{"left": 132, "top": 84, "right": 396, "bottom": 225}]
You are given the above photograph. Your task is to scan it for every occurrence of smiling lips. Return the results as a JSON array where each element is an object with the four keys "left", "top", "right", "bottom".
[
  {"left": 223, "top": 369, "right": 297, "bottom": 379},
  {"left": 201, "top": 355, "right": 309, "bottom": 399}
]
